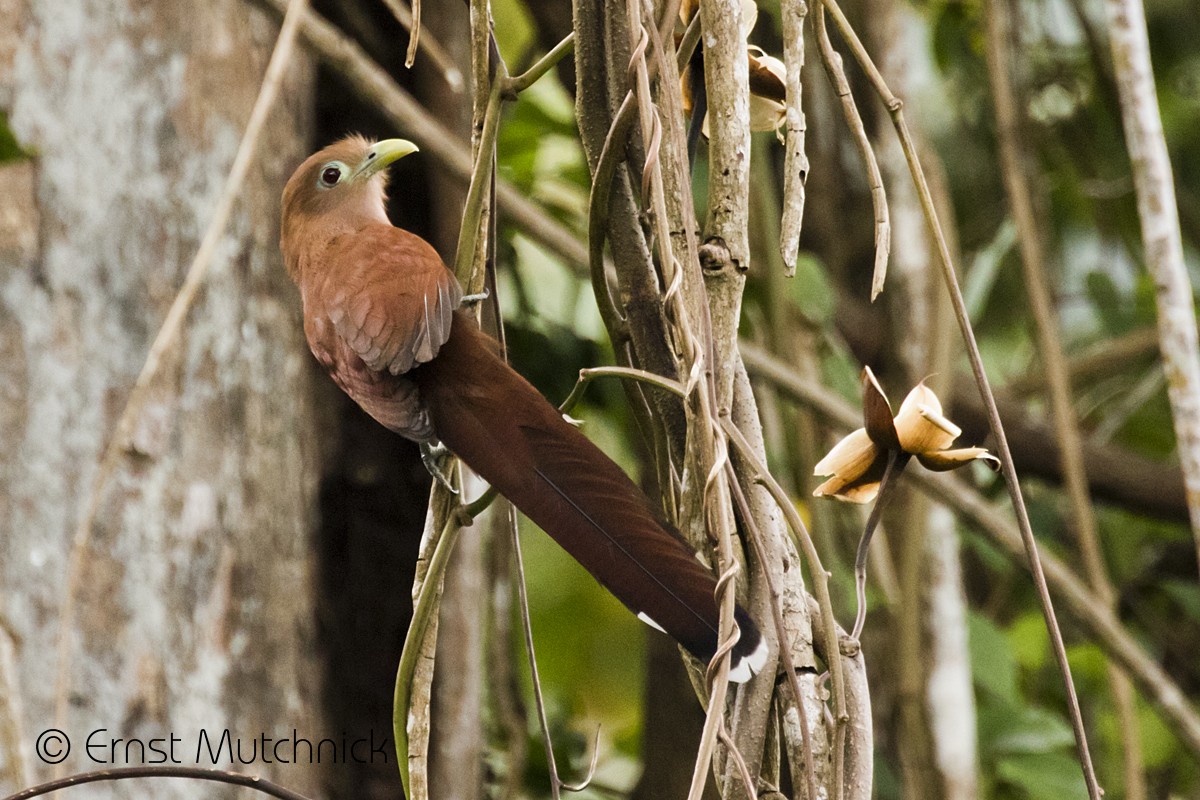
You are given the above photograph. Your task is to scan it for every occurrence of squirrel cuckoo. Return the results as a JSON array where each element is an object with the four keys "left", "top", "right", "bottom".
[{"left": 281, "top": 136, "right": 767, "bottom": 682}]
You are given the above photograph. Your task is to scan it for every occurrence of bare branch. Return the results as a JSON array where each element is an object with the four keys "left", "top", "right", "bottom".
[
  {"left": 397, "top": 494, "right": 465, "bottom": 799},
  {"left": 813, "top": 3, "right": 889, "bottom": 300},
  {"left": 700, "top": 0, "right": 751, "bottom": 273},
  {"left": 377, "top": 0, "right": 464, "bottom": 90},
  {"left": 1105, "top": 0, "right": 1200, "bottom": 555},
  {"left": 722, "top": 418, "right": 850, "bottom": 799},
  {"left": 0, "top": 766, "right": 316, "bottom": 800},
  {"left": 1005, "top": 326, "right": 1160, "bottom": 397},
  {"left": 508, "top": 501, "right": 568, "bottom": 800},
  {"left": 804, "top": 598, "right": 873, "bottom": 800},
  {"left": 727, "top": 470, "right": 820, "bottom": 800},
  {"left": 779, "top": 0, "right": 810, "bottom": 276}
]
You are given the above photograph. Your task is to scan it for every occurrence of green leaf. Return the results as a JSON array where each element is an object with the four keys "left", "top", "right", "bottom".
[
  {"left": 995, "top": 751, "right": 1088, "bottom": 800},
  {"left": 964, "top": 219, "right": 1017, "bottom": 323},
  {"left": 1162, "top": 579, "right": 1200, "bottom": 621},
  {"left": 981, "top": 705, "right": 1076, "bottom": 755},
  {"left": 969, "top": 611, "right": 1019, "bottom": 702},
  {"left": 1065, "top": 642, "right": 1107, "bottom": 691},
  {"left": 1137, "top": 701, "right": 1178, "bottom": 769},
  {"left": 0, "top": 111, "right": 30, "bottom": 163},
  {"left": 490, "top": 0, "right": 536, "bottom": 65},
  {"left": 1007, "top": 611, "right": 1050, "bottom": 673},
  {"left": 1083, "top": 271, "right": 1132, "bottom": 334},
  {"left": 787, "top": 253, "right": 835, "bottom": 325}
]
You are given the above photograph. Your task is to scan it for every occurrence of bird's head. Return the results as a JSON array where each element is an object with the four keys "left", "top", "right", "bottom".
[{"left": 280, "top": 135, "right": 419, "bottom": 276}]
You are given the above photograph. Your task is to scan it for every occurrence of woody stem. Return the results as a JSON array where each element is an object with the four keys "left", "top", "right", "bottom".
[{"left": 852, "top": 450, "right": 910, "bottom": 641}]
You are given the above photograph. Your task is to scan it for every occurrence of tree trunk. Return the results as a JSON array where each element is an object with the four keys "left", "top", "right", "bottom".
[{"left": 0, "top": 0, "right": 331, "bottom": 795}]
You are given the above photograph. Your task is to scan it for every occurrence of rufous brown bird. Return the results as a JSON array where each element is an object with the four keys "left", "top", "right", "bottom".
[{"left": 281, "top": 135, "right": 767, "bottom": 682}]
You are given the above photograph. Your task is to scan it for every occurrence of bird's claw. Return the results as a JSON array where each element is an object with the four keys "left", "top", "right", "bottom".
[
  {"left": 420, "top": 441, "right": 458, "bottom": 494},
  {"left": 838, "top": 634, "right": 861, "bottom": 658},
  {"left": 460, "top": 288, "right": 490, "bottom": 308}
]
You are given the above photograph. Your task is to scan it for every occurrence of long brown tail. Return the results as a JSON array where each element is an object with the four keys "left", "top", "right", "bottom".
[{"left": 412, "top": 312, "right": 767, "bottom": 681}]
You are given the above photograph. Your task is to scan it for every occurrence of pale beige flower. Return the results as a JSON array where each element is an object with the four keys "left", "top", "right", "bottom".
[
  {"left": 813, "top": 367, "right": 1000, "bottom": 503},
  {"left": 747, "top": 47, "right": 786, "bottom": 134}
]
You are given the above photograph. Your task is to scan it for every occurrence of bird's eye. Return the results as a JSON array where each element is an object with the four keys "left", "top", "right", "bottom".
[{"left": 319, "top": 166, "right": 342, "bottom": 187}]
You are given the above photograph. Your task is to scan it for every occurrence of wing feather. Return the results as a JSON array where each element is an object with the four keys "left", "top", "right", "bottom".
[{"left": 317, "top": 224, "right": 463, "bottom": 376}]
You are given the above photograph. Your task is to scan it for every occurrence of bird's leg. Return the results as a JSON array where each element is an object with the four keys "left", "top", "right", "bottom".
[
  {"left": 460, "top": 288, "right": 490, "bottom": 308},
  {"left": 420, "top": 441, "right": 459, "bottom": 494}
]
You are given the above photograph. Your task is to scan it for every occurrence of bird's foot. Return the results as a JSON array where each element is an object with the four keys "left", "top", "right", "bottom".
[
  {"left": 460, "top": 288, "right": 490, "bottom": 308},
  {"left": 838, "top": 634, "right": 861, "bottom": 657},
  {"left": 420, "top": 441, "right": 458, "bottom": 494}
]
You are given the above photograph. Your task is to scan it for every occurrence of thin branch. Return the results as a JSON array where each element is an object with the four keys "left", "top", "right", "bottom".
[
  {"left": 727, "top": 469, "right": 820, "bottom": 800},
  {"left": 699, "top": 0, "right": 752, "bottom": 273},
  {"left": 507, "top": 500, "right": 600, "bottom": 798},
  {"left": 489, "top": 523, "right": 529, "bottom": 800},
  {"left": 508, "top": 503, "right": 561, "bottom": 799},
  {"left": 394, "top": 500, "right": 469, "bottom": 797},
  {"left": 721, "top": 417, "right": 849, "bottom": 798},
  {"left": 406, "top": 0, "right": 421, "bottom": 68},
  {"left": 717, "top": 725, "right": 760, "bottom": 800},
  {"left": 983, "top": 0, "right": 1144, "bottom": 795},
  {"left": 813, "top": 3, "right": 889, "bottom": 301},
  {"left": 505, "top": 33, "right": 576, "bottom": 94},
  {"left": 920, "top": 470, "right": 1200, "bottom": 756},
  {"left": 850, "top": 451, "right": 909, "bottom": 642},
  {"left": 676, "top": 10, "right": 702, "bottom": 72},
  {"left": 636, "top": 1, "right": 749, "bottom": 795},
  {"left": 453, "top": 76, "right": 505, "bottom": 287},
  {"left": 0, "top": 766, "right": 315, "bottom": 800},
  {"left": 561, "top": 366, "right": 687, "bottom": 414},
  {"left": 802, "top": 598, "right": 873, "bottom": 800},
  {"left": 816, "top": 0, "right": 1101, "bottom": 793},
  {"left": 377, "top": 0, "right": 464, "bottom": 90},
  {"left": 52, "top": 0, "right": 308, "bottom": 750},
  {"left": 405, "top": 13, "right": 500, "bottom": 794},
  {"left": 739, "top": 339, "right": 1200, "bottom": 759},
  {"left": 559, "top": 728, "right": 602, "bottom": 793},
  {"left": 718, "top": 365, "right": 797, "bottom": 797},
  {"left": 1104, "top": 0, "right": 1200, "bottom": 553},
  {"left": 779, "top": 0, "right": 810, "bottom": 276},
  {"left": 1092, "top": 366, "right": 1165, "bottom": 444},
  {"left": 583, "top": 90, "right": 639, "bottom": 340}
]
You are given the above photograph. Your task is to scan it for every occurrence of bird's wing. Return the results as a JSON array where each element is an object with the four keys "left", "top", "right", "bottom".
[{"left": 320, "top": 224, "right": 463, "bottom": 375}]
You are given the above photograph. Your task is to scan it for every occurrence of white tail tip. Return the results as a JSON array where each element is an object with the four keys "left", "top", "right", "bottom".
[{"left": 728, "top": 638, "right": 770, "bottom": 683}]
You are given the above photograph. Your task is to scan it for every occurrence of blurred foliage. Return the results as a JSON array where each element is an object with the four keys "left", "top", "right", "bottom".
[
  {"left": 475, "top": 0, "right": 1200, "bottom": 796},
  {"left": 0, "top": 111, "right": 30, "bottom": 163}
]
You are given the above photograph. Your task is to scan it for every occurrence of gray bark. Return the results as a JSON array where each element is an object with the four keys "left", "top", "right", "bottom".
[
  {"left": 0, "top": 0, "right": 328, "bottom": 796},
  {"left": 1105, "top": 0, "right": 1200, "bottom": 553}
]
